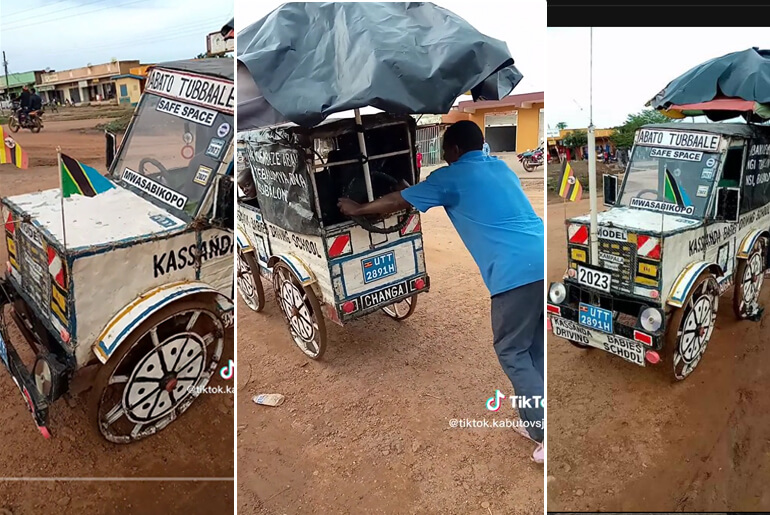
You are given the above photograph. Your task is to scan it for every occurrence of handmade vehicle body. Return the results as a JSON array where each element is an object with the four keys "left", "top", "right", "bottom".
[
  {"left": 548, "top": 123, "right": 770, "bottom": 379},
  {"left": 0, "top": 59, "right": 235, "bottom": 442},
  {"left": 236, "top": 113, "right": 430, "bottom": 359}
]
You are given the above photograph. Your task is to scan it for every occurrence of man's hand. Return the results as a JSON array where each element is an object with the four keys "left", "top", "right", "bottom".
[{"left": 338, "top": 197, "right": 362, "bottom": 216}]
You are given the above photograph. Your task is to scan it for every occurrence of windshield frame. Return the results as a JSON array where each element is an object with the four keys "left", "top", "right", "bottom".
[
  {"left": 616, "top": 129, "right": 724, "bottom": 220},
  {"left": 109, "top": 71, "right": 234, "bottom": 222}
]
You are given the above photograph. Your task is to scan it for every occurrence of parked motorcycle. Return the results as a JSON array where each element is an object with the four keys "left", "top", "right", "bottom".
[
  {"left": 517, "top": 145, "right": 544, "bottom": 172},
  {"left": 8, "top": 107, "right": 43, "bottom": 133}
]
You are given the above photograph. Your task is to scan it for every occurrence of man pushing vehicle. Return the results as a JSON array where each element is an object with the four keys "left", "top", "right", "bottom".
[{"left": 338, "top": 120, "right": 545, "bottom": 463}]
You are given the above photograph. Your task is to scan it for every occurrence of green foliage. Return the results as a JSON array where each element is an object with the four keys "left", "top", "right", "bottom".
[
  {"left": 610, "top": 109, "right": 670, "bottom": 149},
  {"left": 556, "top": 121, "right": 568, "bottom": 130},
  {"left": 563, "top": 129, "right": 587, "bottom": 149}
]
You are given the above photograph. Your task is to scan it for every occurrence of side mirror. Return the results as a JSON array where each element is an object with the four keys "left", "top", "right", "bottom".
[
  {"left": 715, "top": 187, "right": 740, "bottom": 222},
  {"left": 603, "top": 174, "right": 619, "bottom": 206},
  {"left": 211, "top": 174, "right": 234, "bottom": 230},
  {"left": 105, "top": 131, "right": 117, "bottom": 170}
]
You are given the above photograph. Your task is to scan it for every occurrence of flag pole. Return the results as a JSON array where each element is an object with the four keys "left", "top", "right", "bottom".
[
  {"left": 57, "top": 147, "right": 67, "bottom": 249},
  {"left": 587, "top": 27, "right": 599, "bottom": 266}
]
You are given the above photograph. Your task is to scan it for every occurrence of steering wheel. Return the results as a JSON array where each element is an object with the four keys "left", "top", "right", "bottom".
[
  {"left": 636, "top": 188, "right": 661, "bottom": 200},
  {"left": 342, "top": 171, "right": 412, "bottom": 234},
  {"left": 138, "top": 157, "right": 169, "bottom": 181}
]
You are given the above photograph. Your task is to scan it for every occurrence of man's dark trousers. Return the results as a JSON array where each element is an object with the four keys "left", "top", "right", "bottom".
[{"left": 491, "top": 279, "right": 544, "bottom": 442}]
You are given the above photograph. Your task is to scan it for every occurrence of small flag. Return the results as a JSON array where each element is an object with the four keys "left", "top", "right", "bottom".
[
  {"left": 664, "top": 168, "right": 690, "bottom": 208},
  {"left": 0, "top": 127, "right": 29, "bottom": 169},
  {"left": 60, "top": 153, "right": 115, "bottom": 198},
  {"left": 558, "top": 160, "right": 583, "bottom": 202}
]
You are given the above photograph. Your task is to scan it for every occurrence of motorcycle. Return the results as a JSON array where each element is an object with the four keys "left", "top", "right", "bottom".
[
  {"left": 517, "top": 145, "right": 544, "bottom": 172},
  {"left": 8, "top": 106, "right": 43, "bottom": 133}
]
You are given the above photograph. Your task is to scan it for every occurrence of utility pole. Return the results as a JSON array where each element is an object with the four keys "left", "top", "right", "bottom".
[
  {"left": 2, "top": 51, "right": 9, "bottom": 101},
  {"left": 587, "top": 28, "right": 599, "bottom": 266}
]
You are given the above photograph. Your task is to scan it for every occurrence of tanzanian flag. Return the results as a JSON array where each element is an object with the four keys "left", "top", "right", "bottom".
[
  {"left": 0, "top": 127, "right": 29, "bottom": 169},
  {"left": 61, "top": 153, "right": 115, "bottom": 198},
  {"left": 558, "top": 160, "right": 583, "bottom": 201},
  {"left": 664, "top": 168, "right": 691, "bottom": 208}
]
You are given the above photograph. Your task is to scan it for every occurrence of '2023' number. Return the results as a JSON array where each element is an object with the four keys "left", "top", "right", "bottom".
[{"left": 578, "top": 266, "right": 610, "bottom": 291}]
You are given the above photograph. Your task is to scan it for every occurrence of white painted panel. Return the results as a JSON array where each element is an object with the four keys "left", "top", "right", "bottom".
[
  {"left": 198, "top": 228, "right": 234, "bottom": 295},
  {"left": 484, "top": 113, "right": 517, "bottom": 127},
  {"left": 340, "top": 241, "right": 417, "bottom": 297},
  {"left": 6, "top": 186, "right": 185, "bottom": 250},
  {"left": 72, "top": 233, "right": 196, "bottom": 366}
]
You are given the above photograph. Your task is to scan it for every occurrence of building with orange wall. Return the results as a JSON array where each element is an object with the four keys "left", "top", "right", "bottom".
[{"left": 442, "top": 92, "right": 544, "bottom": 153}]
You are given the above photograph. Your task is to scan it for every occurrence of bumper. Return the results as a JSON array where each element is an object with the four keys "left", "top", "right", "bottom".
[
  {"left": 547, "top": 280, "right": 665, "bottom": 367},
  {"left": 338, "top": 274, "right": 430, "bottom": 322},
  {"left": 0, "top": 279, "right": 52, "bottom": 438}
]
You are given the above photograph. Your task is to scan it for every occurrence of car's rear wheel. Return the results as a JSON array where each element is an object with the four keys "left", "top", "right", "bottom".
[
  {"left": 733, "top": 241, "right": 765, "bottom": 319},
  {"left": 381, "top": 295, "right": 417, "bottom": 320},
  {"left": 272, "top": 262, "right": 327, "bottom": 359}
]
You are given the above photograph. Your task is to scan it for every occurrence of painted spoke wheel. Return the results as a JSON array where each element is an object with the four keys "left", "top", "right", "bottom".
[
  {"left": 272, "top": 262, "right": 327, "bottom": 360},
  {"left": 92, "top": 304, "right": 224, "bottom": 443},
  {"left": 667, "top": 275, "right": 719, "bottom": 381},
  {"left": 381, "top": 295, "right": 418, "bottom": 321},
  {"left": 733, "top": 243, "right": 765, "bottom": 319},
  {"left": 237, "top": 249, "right": 265, "bottom": 312}
]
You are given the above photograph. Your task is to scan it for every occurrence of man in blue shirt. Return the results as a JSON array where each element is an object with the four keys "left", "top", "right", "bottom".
[{"left": 338, "top": 121, "right": 545, "bottom": 463}]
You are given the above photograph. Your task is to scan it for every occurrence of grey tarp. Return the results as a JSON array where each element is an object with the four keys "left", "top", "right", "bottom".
[
  {"left": 236, "top": 2, "right": 522, "bottom": 129},
  {"left": 649, "top": 47, "right": 770, "bottom": 109}
]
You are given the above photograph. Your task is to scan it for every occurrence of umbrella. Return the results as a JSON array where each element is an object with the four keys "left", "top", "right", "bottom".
[
  {"left": 237, "top": 1, "right": 523, "bottom": 202},
  {"left": 236, "top": 1, "right": 523, "bottom": 129},
  {"left": 648, "top": 47, "right": 770, "bottom": 121},
  {"left": 220, "top": 18, "right": 234, "bottom": 39}
]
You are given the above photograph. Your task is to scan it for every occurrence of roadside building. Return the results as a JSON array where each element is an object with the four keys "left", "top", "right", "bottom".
[
  {"left": 442, "top": 91, "right": 545, "bottom": 153},
  {"left": 112, "top": 66, "right": 151, "bottom": 106},
  {"left": 547, "top": 128, "right": 616, "bottom": 162},
  {"left": 0, "top": 70, "right": 47, "bottom": 101},
  {"left": 36, "top": 60, "right": 140, "bottom": 105}
]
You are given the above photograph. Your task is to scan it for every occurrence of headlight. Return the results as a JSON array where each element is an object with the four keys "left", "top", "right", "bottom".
[
  {"left": 549, "top": 282, "right": 567, "bottom": 304},
  {"left": 639, "top": 307, "right": 663, "bottom": 332}
]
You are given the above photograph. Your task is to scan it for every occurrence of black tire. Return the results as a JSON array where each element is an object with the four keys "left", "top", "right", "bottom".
[
  {"left": 665, "top": 274, "right": 719, "bottom": 381},
  {"left": 237, "top": 249, "right": 265, "bottom": 312},
  {"left": 272, "top": 262, "right": 327, "bottom": 359},
  {"left": 522, "top": 160, "right": 534, "bottom": 172},
  {"left": 381, "top": 294, "right": 418, "bottom": 320},
  {"left": 8, "top": 117, "right": 19, "bottom": 133},
  {"left": 567, "top": 340, "right": 592, "bottom": 350},
  {"left": 89, "top": 299, "right": 225, "bottom": 444},
  {"left": 733, "top": 241, "right": 765, "bottom": 319},
  {"left": 30, "top": 117, "right": 42, "bottom": 133}
]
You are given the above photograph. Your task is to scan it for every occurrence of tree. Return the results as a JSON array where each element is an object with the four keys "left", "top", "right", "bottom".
[
  {"left": 563, "top": 129, "right": 587, "bottom": 151},
  {"left": 610, "top": 109, "right": 670, "bottom": 149},
  {"left": 556, "top": 121, "right": 568, "bottom": 130}
]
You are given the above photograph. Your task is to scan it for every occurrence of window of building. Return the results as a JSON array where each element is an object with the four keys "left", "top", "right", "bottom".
[{"left": 120, "top": 84, "right": 128, "bottom": 97}]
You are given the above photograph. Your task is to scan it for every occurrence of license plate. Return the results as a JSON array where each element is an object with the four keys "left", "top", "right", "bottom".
[
  {"left": 579, "top": 303, "right": 613, "bottom": 333},
  {"left": 577, "top": 264, "right": 611, "bottom": 292},
  {"left": 362, "top": 251, "right": 397, "bottom": 284},
  {"left": 360, "top": 278, "right": 416, "bottom": 309},
  {"left": 550, "top": 316, "right": 645, "bottom": 366},
  {"left": 0, "top": 331, "right": 7, "bottom": 368}
]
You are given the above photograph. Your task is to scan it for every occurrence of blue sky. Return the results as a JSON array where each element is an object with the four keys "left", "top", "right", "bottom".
[
  {"left": 0, "top": 0, "right": 232, "bottom": 73},
  {"left": 548, "top": 27, "right": 770, "bottom": 130}
]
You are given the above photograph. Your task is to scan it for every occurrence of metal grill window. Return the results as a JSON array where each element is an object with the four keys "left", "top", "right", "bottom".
[{"left": 597, "top": 237, "right": 637, "bottom": 294}]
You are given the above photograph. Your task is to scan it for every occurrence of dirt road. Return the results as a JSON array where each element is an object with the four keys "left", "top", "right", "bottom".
[
  {"left": 237, "top": 176, "right": 544, "bottom": 514},
  {"left": 0, "top": 117, "right": 234, "bottom": 514},
  {"left": 547, "top": 197, "right": 770, "bottom": 512}
]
